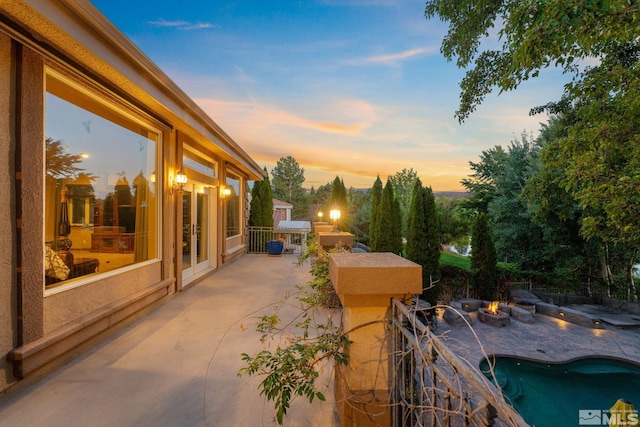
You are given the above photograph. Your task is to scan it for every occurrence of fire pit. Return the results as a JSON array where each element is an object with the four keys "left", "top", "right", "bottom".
[{"left": 478, "top": 301, "right": 511, "bottom": 327}]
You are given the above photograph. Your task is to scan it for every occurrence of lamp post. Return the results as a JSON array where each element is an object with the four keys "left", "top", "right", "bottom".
[{"left": 329, "top": 208, "right": 341, "bottom": 232}]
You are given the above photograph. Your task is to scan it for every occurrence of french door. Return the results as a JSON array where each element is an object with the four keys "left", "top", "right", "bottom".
[{"left": 182, "top": 183, "right": 216, "bottom": 284}]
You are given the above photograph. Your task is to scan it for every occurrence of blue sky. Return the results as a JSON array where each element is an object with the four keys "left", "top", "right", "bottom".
[{"left": 90, "top": 0, "right": 567, "bottom": 191}]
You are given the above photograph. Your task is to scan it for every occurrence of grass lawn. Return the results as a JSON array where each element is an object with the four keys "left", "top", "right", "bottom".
[{"left": 439, "top": 251, "right": 471, "bottom": 271}]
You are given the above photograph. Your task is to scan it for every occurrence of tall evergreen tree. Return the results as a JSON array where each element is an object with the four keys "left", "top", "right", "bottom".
[
  {"left": 391, "top": 191, "right": 403, "bottom": 254},
  {"left": 271, "top": 156, "right": 309, "bottom": 219},
  {"left": 249, "top": 179, "right": 263, "bottom": 227},
  {"left": 259, "top": 168, "right": 274, "bottom": 228},
  {"left": 369, "top": 176, "right": 383, "bottom": 250},
  {"left": 407, "top": 180, "right": 441, "bottom": 304},
  {"left": 249, "top": 167, "right": 274, "bottom": 228},
  {"left": 470, "top": 213, "right": 497, "bottom": 301},
  {"left": 349, "top": 189, "right": 372, "bottom": 245},
  {"left": 423, "top": 186, "right": 441, "bottom": 302},
  {"left": 373, "top": 179, "right": 402, "bottom": 254}
]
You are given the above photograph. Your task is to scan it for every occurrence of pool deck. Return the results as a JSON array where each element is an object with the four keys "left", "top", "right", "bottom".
[{"left": 435, "top": 306, "right": 640, "bottom": 372}]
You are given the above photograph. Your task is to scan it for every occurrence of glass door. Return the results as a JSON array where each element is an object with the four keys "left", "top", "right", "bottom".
[{"left": 182, "top": 183, "right": 215, "bottom": 284}]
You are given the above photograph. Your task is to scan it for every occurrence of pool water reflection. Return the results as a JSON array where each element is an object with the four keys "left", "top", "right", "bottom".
[{"left": 480, "top": 357, "right": 640, "bottom": 427}]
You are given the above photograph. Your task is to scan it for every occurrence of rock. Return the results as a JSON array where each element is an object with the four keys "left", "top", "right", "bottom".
[
  {"left": 510, "top": 306, "right": 535, "bottom": 324},
  {"left": 457, "top": 298, "right": 482, "bottom": 312},
  {"left": 443, "top": 307, "right": 472, "bottom": 327}
]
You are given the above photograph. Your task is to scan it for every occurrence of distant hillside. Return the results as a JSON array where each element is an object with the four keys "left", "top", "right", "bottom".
[
  {"left": 434, "top": 191, "right": 469, "bottom": 199},
  {"left": 342, "top": 189, "right": 469, "bottom": 199}
]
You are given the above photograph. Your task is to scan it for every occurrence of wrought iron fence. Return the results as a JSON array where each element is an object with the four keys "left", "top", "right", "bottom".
[
  {"left": 390, "top": 299, "right": 529, "bottom": 427},
  {"left": 246, "top": 226, "right": 309, "bottom": 255}
]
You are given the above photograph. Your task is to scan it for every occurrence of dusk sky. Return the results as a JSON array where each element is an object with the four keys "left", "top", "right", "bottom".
[{"left": 90, "top": 0, "right": 567, "bottom": 191}]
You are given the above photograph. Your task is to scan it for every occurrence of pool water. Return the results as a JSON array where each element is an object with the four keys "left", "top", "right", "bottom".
[{"left": 479, "top": 357, "right": 640, "bottom": 427}]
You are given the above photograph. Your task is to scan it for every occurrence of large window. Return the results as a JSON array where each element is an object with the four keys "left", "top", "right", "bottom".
[
  {"left": 44, "top": 70, "right": 159, "bottom": 289},
  {"left": 225, "top": 174, "right": 241, "bottom": 238}
]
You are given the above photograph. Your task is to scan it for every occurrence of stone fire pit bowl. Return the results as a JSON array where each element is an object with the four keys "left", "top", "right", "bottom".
[{"left": 477, "top": 306, "right": 511, "bottom": 327}]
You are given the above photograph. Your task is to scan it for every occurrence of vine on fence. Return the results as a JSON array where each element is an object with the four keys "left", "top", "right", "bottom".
[{"left": 238, "top": 236, "right": 349, "bottom": 424}]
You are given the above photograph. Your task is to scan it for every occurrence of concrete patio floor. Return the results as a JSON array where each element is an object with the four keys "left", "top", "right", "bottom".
[
  {"left": 436, "top": 304, "right": 640, "bottom": 369},
  {"left": 0, "top": 255, "right": 338, "bottom": 427}
]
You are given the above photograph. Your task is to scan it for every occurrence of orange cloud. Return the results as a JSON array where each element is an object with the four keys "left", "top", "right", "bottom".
[{"left": 196, "top": 98, "right": 370, "bottom": 137}]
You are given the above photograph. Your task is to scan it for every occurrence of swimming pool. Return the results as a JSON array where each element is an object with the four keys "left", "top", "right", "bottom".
[{"left": 479, "top": 356, "right": 640, "bottom": 427}]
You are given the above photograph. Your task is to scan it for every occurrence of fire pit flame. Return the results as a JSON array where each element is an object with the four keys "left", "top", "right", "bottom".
[
  {"left": 488, "top": 301, "right": 499, "bottom": 315},
  {"left": 478, "top": 301, "right": 510, "bottom": 326}
]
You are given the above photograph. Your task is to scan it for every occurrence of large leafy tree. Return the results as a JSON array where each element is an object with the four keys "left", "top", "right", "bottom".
[
  {"left": 462, "top": 135, "right": 550, "bottom": 270},
  {"left": 271, "top": 156, "right": 309, "bottom": 219},
  {"left": 528, "top": 100, "right": 639, "bottom": 295},
  {"left": 534, "top": 47, "right": 640, "bottom": 248},
  {"left": 425, "top": 0, "right": 640, "bottom": 122}
]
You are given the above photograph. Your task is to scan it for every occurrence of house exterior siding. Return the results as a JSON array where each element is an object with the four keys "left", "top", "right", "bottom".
[{"left": 0, "top": 0, "right": 263, "bottom": 393}]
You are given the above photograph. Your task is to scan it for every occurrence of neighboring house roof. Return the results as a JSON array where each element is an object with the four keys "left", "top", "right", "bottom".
[{"left": 272, "top": 198, "right": 293, "bottom": 208}]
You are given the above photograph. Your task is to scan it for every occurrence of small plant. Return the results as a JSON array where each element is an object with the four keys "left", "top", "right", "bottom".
[{"left": 238, "top": 235, "right": 349, "bottom": 424}]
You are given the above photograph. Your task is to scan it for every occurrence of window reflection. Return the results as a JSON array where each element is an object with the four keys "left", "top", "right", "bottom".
[
  {"left": 44, "top": 75, "right": 158, "bottom": 289},
  {"left": 226, "top": 174, "right": 241, "bottom": 238}
]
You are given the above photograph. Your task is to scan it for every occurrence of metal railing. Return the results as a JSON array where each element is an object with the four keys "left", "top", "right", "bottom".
[
  {"left": 390, "top": 299, "right": 529, "bottom": 427},
  {"left": 246, "top": 226, "right": 309, "bottom": 255}
]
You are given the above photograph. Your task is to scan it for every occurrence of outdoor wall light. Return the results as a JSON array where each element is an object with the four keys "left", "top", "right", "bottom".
[
  {"left": 220, "top": 186, "right": 232, "bottom": 199},
  {"left": 559, "top": 311, "right": 565, "bottom": 317},
  {"left": 171, "top": 167, "right": 188, "bottom": 194},
  {"left": 317, "top": 211, "right": 323, "bottom": 219}
]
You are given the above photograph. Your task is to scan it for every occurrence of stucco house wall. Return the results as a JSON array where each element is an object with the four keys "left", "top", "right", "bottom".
[{"left": 0, "top": 0, "right": 263, "bottom": 393}]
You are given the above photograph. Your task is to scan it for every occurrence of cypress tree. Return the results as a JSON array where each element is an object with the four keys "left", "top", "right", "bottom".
[
  {"left": 369, "top": 176, "right": 383, "bottom": 251},
  {"left": 407, "top": 179, "right": 428, "bottom": 262},
  {"left": 249, "top": 179, "right": 262, "bottom": 227},
  {"left": 407, "top": 180, "right": 441, "bottom": 304},
  {"left": 249, "top": 167, "right": 274, "bottom": 228},
  {"left": 374, "top": 179, "right": 402, "bottom": 254},
  {"left": 259, "top": 168, "right": 274, "bottom": 228},
  {"left": 470, "top": 213, "right": 497, "bottom": 300}
]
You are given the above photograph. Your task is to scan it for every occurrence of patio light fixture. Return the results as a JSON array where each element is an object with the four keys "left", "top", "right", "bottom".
[
  {"left": 330, "top": 208, "right": 341, "bottom": 231},
  {"left": 171, "top": 167, "right": 188, "bottom": 194}
]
